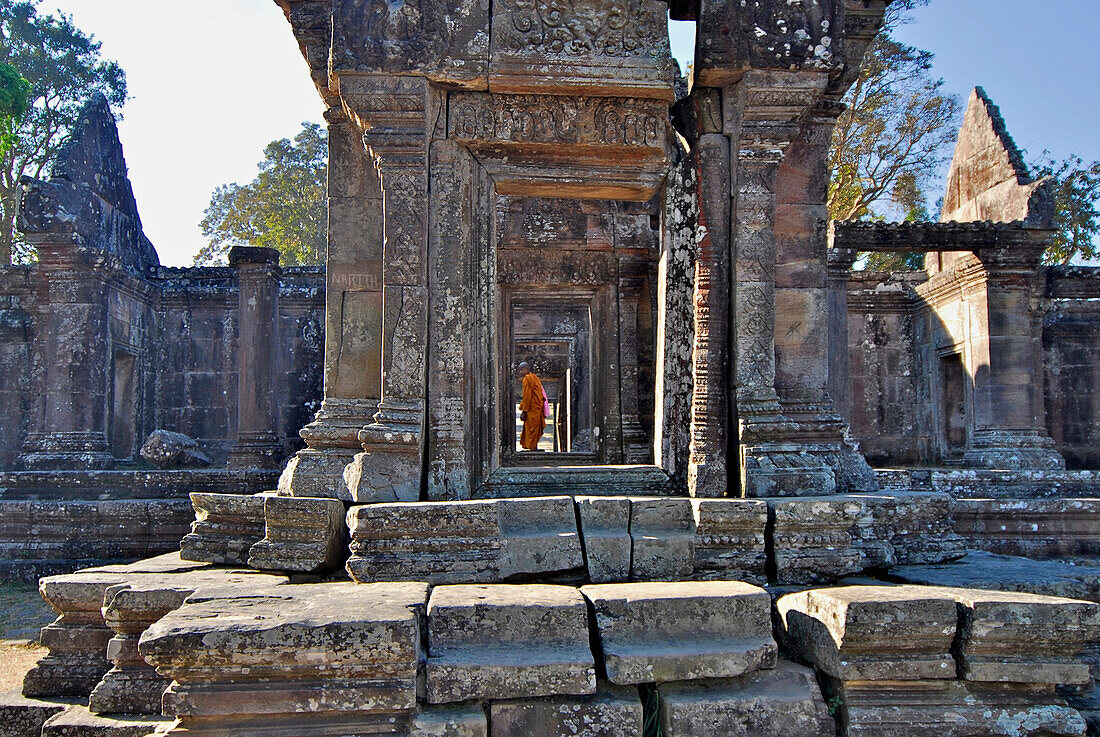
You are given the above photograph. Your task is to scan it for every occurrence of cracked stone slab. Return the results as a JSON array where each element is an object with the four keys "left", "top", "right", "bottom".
[
  {"left": 581, "top": 581, "right": 776, "bottom": 685},
  {"left": 777, "top": 586, "right": 959, "bottom": 681},
  {"left": 425, "top": 584, "right": 596, "bottom": 704}
]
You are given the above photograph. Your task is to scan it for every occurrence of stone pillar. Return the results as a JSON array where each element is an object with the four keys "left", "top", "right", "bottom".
[
  {"left": 279, "top": 114, "right": 384, "bottom": 499},
  {"left": 342, "top": 76, "right": 430, "bottom": 503},
  {"left": 725, "top": 70, "right": 837, "bottom": 498},
  {"left": 687, "top": 131, "right": 732, "bottom": 498},
  {"left": 228, "top": 246, "right": 282, "bottom": 469},
  {"left": 826, "top": 246, "right": 859, "bottom": 424},
  {"left": 961, "top": 242, "right": 1064, "bottom": 469},
  {"left": 772, "top": 102, "right": 877, "bottom": 492},
  {"left": 17, "top": 236, "right": 114, "bottom": 470}
]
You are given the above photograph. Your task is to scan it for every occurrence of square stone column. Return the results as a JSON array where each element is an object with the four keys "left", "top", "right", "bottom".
[
  {"left": 961, "top": 242, "right": 1065, "bottom": 469},
  {"left": 227, "top": 246, "right": 283, "bottom": 469},
  {"left": 279, "top": 114, "right": 384, "bottom": 499}
]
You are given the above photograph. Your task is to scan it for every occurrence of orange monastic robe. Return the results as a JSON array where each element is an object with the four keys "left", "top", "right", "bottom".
[{"left": 519, "top": 372, "right": 546, "bottom": 450}]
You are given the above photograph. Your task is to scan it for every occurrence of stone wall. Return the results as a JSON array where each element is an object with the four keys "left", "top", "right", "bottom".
[
  {"left": 0, "top": 262, "right": 324, "bottom": 470},
  {"left": 842, "top": 265, "right": 1100, "bottom": 470}
]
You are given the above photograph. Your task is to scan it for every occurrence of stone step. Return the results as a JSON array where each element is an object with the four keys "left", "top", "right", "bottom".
[
  {"left": 0, "top": 689, "right": 71, "bottom": 737},
  {"left": 581, "top": 581, "right": 776, "bottom": 684},
  {"left": 425, "top": 584, "right": 596, "bottom": 704}
]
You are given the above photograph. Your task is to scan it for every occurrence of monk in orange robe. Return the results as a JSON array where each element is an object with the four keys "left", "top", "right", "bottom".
[{"left": 518, "top": 362, "right": 546, "bottom": 451}]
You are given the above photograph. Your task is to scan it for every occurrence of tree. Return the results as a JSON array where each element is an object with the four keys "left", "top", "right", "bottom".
[
  {"left": 0, "top": 0, "right": 127, "bottom": 264},
  {"left": 195, "top": 122, "right": 327, "bottom": 267},
  {"left": 828, "top": 0, "right": 960, "bottom": 225},
  {"left": 0, "top": 62, "right": 29, "bottom": 159},
  {"left": 1031, "top": 153, "right": 1100, "bottom": 265}
]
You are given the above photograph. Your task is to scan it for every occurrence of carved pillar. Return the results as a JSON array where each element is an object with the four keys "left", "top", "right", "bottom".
[
  {"left": 280, "top": 114, "right": 384, "bottom": 499},
  {"left": 619, "top": 266, "right": 650, "bottom": 464},
  {"left": 342, "top": 76, "right": 430, "bottom": 503},
  {"left": 228, "top": 246, "right": 282, "bottom": 469},
  {"left": 687, "top": 130, "right": 732, "bottom": 497},
  {"left": 961, "top": 242, "right": 1064, "bottom": 469},
  {"left": 773, "top": 101, "right": 877, "bottom": 492},
  {"left": 726, "top": 70, "right": 838, "bottom": 498},
  {"left": 17, "top": 238, "right": 114, "bottom": 470}
]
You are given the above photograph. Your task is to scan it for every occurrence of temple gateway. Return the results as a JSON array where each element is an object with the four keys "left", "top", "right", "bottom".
[{"left": 4, "top": 1, "right": 1100, "bottom": 736}]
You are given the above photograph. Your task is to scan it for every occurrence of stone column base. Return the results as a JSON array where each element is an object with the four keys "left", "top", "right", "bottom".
[
  {"left": 15, "top": 432, "right": 115, "bottom": 471},
  {"left": 278, "top": 448, "right": 360, "bottom": 501},
  {"left": 740, "top": 441, "right": 837, "bottom": 498},
  {"left": 963, "top": 430, "right": 1066, "bottom": 471},
  {"left": 343, "top": 445, "right": 422, "bottom": 504}
]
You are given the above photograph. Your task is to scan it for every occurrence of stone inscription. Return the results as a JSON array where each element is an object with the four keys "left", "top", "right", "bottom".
[
  {"left": 331, "top": 265, "right": 383, "bottom": 291},
  {"left": 449, "top": 93, "right": 665, "bottom": 148}
]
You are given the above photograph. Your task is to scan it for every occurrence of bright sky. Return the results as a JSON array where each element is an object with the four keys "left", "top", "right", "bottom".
[{"left": 49, "top": 2, "right": 1100, "bottom": 267}]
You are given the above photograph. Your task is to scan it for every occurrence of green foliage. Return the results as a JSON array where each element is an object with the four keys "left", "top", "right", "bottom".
[
  {"left": 195, "top": 122, "right": 327, "bottom": 267},
  {"left": 0, "top": 0, "right": 127, "bottom": 264},
  {"left": 0, "top": 62, "right": 29, "bottom": 160},
  {"left": 828, "top": 0, "right": 960, "bottom": 224},
  {"left": 1031, "top": 153, "right": 1100, "bottom": 265}
]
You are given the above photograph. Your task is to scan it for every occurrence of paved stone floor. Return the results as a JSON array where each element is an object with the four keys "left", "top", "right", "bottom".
[{"left": 0, "top": 581, "right": 54, "bottom": 691}]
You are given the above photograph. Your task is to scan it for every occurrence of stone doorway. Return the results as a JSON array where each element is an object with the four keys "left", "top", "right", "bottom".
[{"left": 940, "top": 352, "right": 968, "bottom": 462}]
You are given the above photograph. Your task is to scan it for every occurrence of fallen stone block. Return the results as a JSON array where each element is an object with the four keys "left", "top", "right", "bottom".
[
  {"left": 425, "top": 584, "right": 596, "bottom": 703},
  {"left": 139, "top": 430, "right": 211, "bottom": 470},
  {"left": 872, "top": 492, "right": 965, "bottom": 566},
  {"left": 411, "top": 704, "right": 488, "bottom": 737},
  {"left": 835, "top": 679, "right": 1087, "bottom": 737},
  {"left": 140, "top": 582, "right": 428, "bottom": 728},
  {"left": 658, "top": 659, "right": 834, "bottom": 737},
  {"left": 934, "top": 587, "right": 1100, "bottom": 687},
  {"left": 41, "top": 704, "right": 170, "bottom": 737},
  {"left": 576, "top": 497, "right": 631, "bottom": 583},
  {"left": 490, "top": 682, "right": 642, "bottom": 737},
  {"left": 581, "top": 581, "right": 776, "bottom": 685},
  {"left": 247, "top": 494, "right": 347, "bottom": 573},
  {"left": 178, "top": 493, "right": 266, "bottom": 566},
  {"left": 690, "top": 499, "right": 768, "bottom": 584},
  {"left": 777, "top": 586, "right": 958, "bottom": 681},
  {"left": 628, "top": 498, "right": 694, "bottom": 581},
  {"left": 347, "top": 497, "right": 582, "bottom": 584},
  {"left": 0, "top": 689, "right": 69, "bottom": 737},
  {"left": 87, "top": 569, "right": 287, "bottom": 715}
]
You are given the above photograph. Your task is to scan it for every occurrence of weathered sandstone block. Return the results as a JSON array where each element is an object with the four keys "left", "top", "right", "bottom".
[
  {"left": 582, "top": 581, "right": 776, "bottom": 685},
  {"left": 658, "top": 660, "right": 834, "bottom": 737},
  {"left": 40, "top": 704, "right": 170, "bottom": 737},
  {"left": 576, "top": 497, "right": 632, "bottom": 583},
  {"left": 179, "top": 493, "right": 266, "bottom": 566},
  {"left": 411, "top": 704, "right": 488, "bottom": 737},
  {"left": 690, "top": 499, "right": 768, "bottom": 584},
  {"left": 140, "top": 582, "right": 429, "bottom": 729},
  {"left": 248, "top": 494, "right": 347, "bottom": 573},
  {"left": 425, "top": 584, "right": 596, "bottom": 704},
  {"left": 347, "top": 497, "right": 582, "bottom": 584},
  {"left": 490, "top": 682, "right": 643, "bottom": 737},
  {"left": 836, "top": 679, "right": 1087, "bottom": 737},
  {"left": 777, "top": 586, "right": 958, "bottom": 681},
  {"left": 935, "top": 587, "right": 1100, "bottom": 686},
  {"left": 0, "top": 688, "right": 67, "bottom": 737},
  {"left": 628, "top": 498, "right": 694, "bottom": 581},
  {"left": 87, "top": 569, "right": 287, "bottom": 715},
  {"left": 139, "top": 430, "right": 211, "bottom": 470},
  {"left": 952, "top": 498, "right": 1100, "bottom": 559}
]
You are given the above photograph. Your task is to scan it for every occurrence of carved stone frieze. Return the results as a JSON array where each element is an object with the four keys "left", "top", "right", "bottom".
[
  {"left": 489, "top": 0, "right": 676, "bottom": 99},
  {"left": 696, "top": 0, "right": 842, "bottom": 86},
  {"left": 450, "top": 93, "right": 667, "bottom": 149}
]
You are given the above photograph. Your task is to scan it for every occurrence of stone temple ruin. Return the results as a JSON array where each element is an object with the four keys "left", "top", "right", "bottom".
[{"left": 4, "top": 0, "right": 1100, "bottom": 735}]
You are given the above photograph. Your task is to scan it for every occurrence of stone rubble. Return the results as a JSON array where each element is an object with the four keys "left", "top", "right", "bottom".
[{"left": 247, "top": 493, "right": 347, "bottom": 573}]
